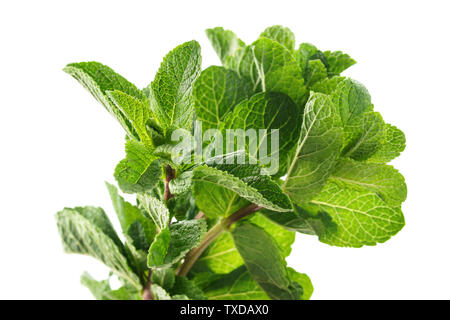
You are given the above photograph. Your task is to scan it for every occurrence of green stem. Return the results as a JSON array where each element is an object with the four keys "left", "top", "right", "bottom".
[
  {"left": 142, "top": 269, "right": 153, "bottom": 300},
  {"left": 176, "top": 204, "right": 262, "bottom": 277}
]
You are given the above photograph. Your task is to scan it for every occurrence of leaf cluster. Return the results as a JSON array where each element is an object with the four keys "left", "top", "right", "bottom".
[{"left": 57, "top": 25, "right": 406, "bottom": 300}]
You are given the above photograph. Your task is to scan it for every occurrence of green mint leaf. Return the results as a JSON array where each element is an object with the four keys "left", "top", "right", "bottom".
[
  {"left": 149, "top": 40, "right": 201, "bottom": 133},
  {"left": 199, "top": 266, "right": 269, "bottom": 300},
  {"left": 304, "top": 59, "right": 328, "bottom": 87},
  {"left": 150, "top": 284, "right": 172, "bottom": 300},
  {"left": 137, "top": 193, "right": 170, "bottom": 231},
  {"left": 148, "top": 219, "right": 207, "bottom": 268},
  {"left": 332, "top": 78, "right": 371, "bottom": 128},
  {"left": 147, "top": 228, "right": 171, "bottom": 267},
  {"left": 170, "top": 276, "right": 207, "bottom": 300},
  {"left": 102, "top": 286, "right": 142, "bottom": 300},
  {"left": 106, "top": 182, "right": 156, "bottom": 247},
  {"left": 288, "top": 268, "right": 314, "bottom": 300},
  {"left": 310, "top": 76, "right": 345, "bottom": 94},
  {"left": 223, "top": 92, "right": 302, "bottom": 176},
  {"left": 367, "top": 123, "right": 406, "bottom": 163},
  {"left": 55, "top": 207, "right": 141, "bottom": 289},
  {"left": 323, "top": 50, "right": 356, "bottom": 75},
  {"left": 232, "top": 223, "right": 301, "bottom": 300},
  {"left": 330, "top": 158, "right": 407, "bottom": 206},
  {"left": 194, "top": 66, "right": 251, "bottom": 130},
  {"left": 195, "top": 213, "right": 294, "bottom": 275},
  {"left": 152, "top": 268, "right": 175, "bottom": 292},
  {"left": 295, "top": 43, "right": 319, "bottom": 74},
  {"left": 262, "top": 204, "right": 337, "bottom": 236},
  {"left": 114, "top": 140, "right": 162, "bottom": 194},
  {"left": 168, "top": 191, "right": 198, "bottom": 221},
  {"left": 283, "top": 92, "right": 343, "bottom": 204},
  {"left": 229, "top": 38, "right": 307, "bottom": 108},
  {"left": 206, "top": 27, "right": 245, "bottom": 65},
  {"left": 342, "top": 111, "right": 385, "bottom": 161},
  {"left": 63, "top": 62, "right": 146, "bottom": 139},
  {"left": 191, "top": 165, "right": 292, "bottom": 218},
  {"left": 308, "top": 181, "right": 405, "bottom": 247},
  {"left": 80, "top": 272, "right": 111, "bottom": 300},
  {"left": 260, "top": 25, "right": 296, "bottom": 51},
  {"left": 106, "top": 90, "right": 153, "bottom": 147}
]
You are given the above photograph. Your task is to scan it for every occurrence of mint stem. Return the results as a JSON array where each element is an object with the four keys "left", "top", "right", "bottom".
[
  {"left": 176, "top": 204, "right": 262, "bottom": 277},
  {"left": 142, "top": 269, "right": 153, "bottom": 300},
  {"left": 164, "top": 165, "right": 175, "bottom": 202}
]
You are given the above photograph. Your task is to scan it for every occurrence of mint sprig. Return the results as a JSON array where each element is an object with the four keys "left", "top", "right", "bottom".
[{"left": 57, "top": 26, "right": 407, "bottom": 300}]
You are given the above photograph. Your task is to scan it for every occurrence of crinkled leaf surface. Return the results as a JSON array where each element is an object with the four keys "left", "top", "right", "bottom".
[
  {"left": 324, "top": 50, "right": 356, "bottom": 75},
  {"left": 55, "top": 207, "right": 141, "bottom": 289},
  {"left": 308, "top": 182, "right": 405, "bottom": 247},
  {"left": 229, "top": 38, "right": 307, "bottom": 108},
  {"left": 148, "top": 219, "right": 207, "bottom": 268},
  {"left": 194, "top": 66, "right": 251, "bottom": 130},
  {"left": 63, "top": 62, "right": 146, "bottom": 139},
  {"left": 342, "top": 111, "right": 385, "bottom": 160},
  {"left": 223, "top": 92, "right": 302, "bottom": 176},
  {"left": 283, "top": 92, "right": 343, "bottom": 204},
  {"left": 107, "top": 90, "right": 153, "bottom": 147},
  {"left": 330, "top": 158, "right": 407, "bottom": 206},
  {"left": 114, "top": 140, "right": 162, "bottom": 194},
  {"left": 260, "top": 25, "right": 295, "bottom": 51},
  {"left": 137, "top": 193, "right": 170, "bottom": 231},
  {"left": 367, "top": 123, "right": 406, "bottom": 163},
  {"left": 191, "top": 165, "right": 292, "bottom": 218},
  {"left": 149, "top": 40, "right": 201, "bottom": 132}
]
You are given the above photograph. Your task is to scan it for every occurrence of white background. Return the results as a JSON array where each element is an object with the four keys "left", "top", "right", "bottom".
[{"left": 1, "top": 0, "right": 449, "bottom": 299}]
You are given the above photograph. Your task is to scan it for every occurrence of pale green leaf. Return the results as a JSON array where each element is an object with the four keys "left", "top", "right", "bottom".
[
  {"left": 107, "top": 90, "right": 152, "bottom": 147},
  {"left": 232, "top": 223, "right": 301, "bottom": 300},
  {"left": 332, "top": 78, "right": 371, "bottom": 126},
  {"left": 304, "top": 59, "right": 328, "bottom": 87},
  {"left": 150, "top": 284, "right": 172, "bottom": 300},
  {"left": 288, "top": 268, "right": 314, "bottom": 300},
  {"left": 206, "top": 27, "right": 245, "bottom": 65},
  {"left": 343, "top": 111, "right": 385, "bottom": 160},
  {"left": 106, "top": 182, "right": 155, "bottom": 246},
  {"left": 324, "top": 50, "right": 356, "bottom": 75},
  {"left": 367, "top": 123, "right": 406, "bottom": 163},
  {"left": 137, "top": 193, "right": 170, "bottom": 230},
  {"left": 114, "top": 140, "right": 162, "bottom": 194},
  {"left": 195, "top": 213, "right": 295, "bottom": 275},
  {"left": 260, "top": 25, "right": 295, "bottom": 51},
  {"left": 149, "top": 41, "right": 201, "bottom": 132},
  {"left": 330, "top": 158, "right": 407, "bottom": 206},
  {"left": 63, "top": 62, "right": 147, "bottom": 139},
  {"left": 55, "top": 208, "right": 141, "bottom": 289},
  {"left": 308, "top": 181, "right": 405, "bottom": 247},
  {"left": 283, "top": 92, "right": 343, "bottom": 204},
  {"left": 229, "top": 38, "right": 307, "bottom": 107}
]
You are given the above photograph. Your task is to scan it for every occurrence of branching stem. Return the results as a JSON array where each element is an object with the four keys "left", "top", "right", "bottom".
[{"left": 176, "top": 204, "right": 262, "bottom": 277}]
